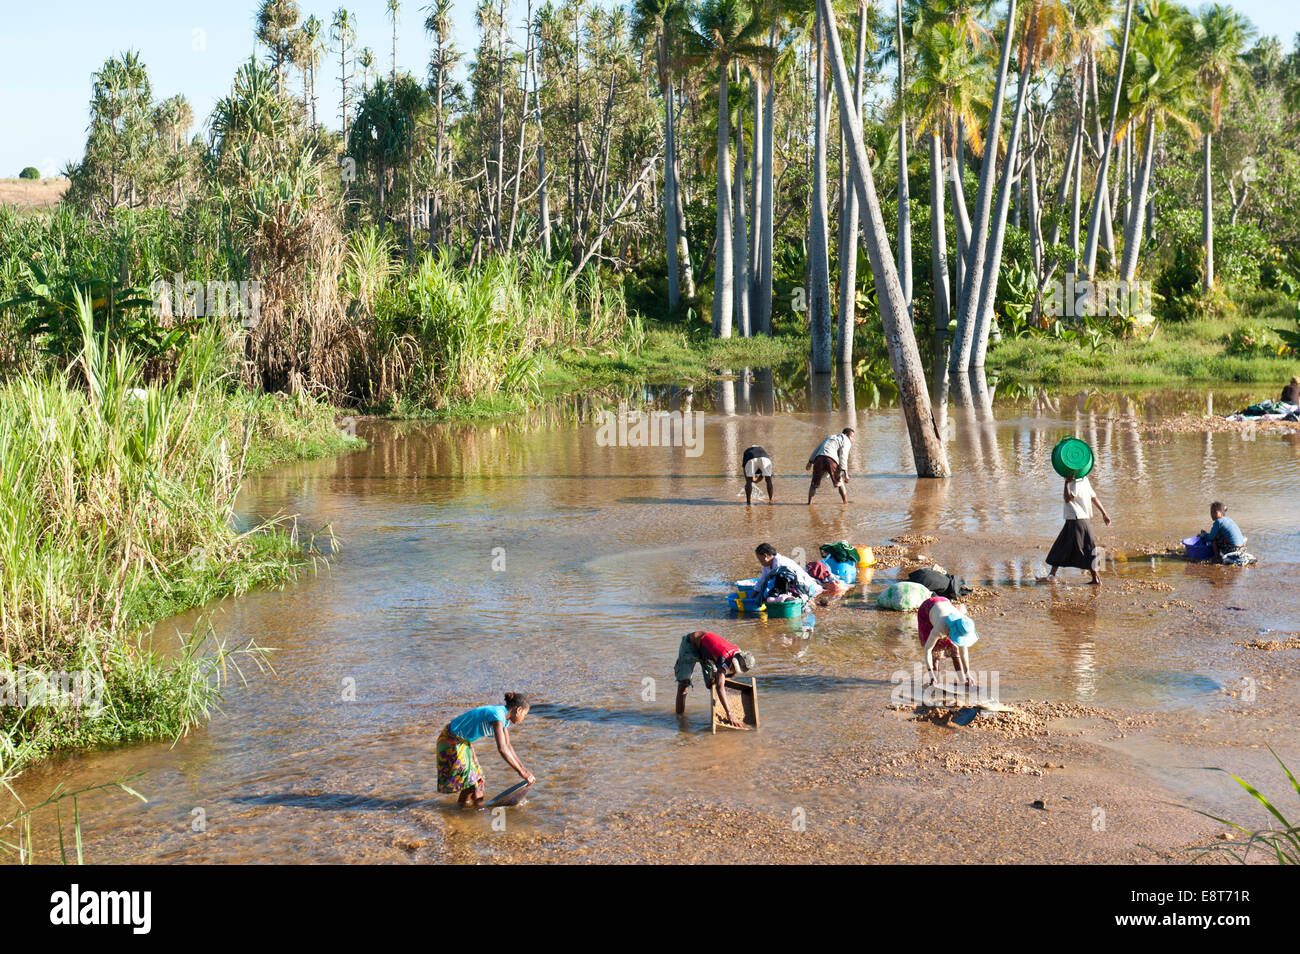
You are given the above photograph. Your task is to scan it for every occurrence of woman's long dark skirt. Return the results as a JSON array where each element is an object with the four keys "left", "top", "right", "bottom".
[{"left": 1047, "top": 518, "right": 1096, "bottom": 570}]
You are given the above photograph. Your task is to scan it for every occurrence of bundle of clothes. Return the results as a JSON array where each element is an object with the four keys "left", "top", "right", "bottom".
[{"left": 1224, "top": 399, "right": 1300, "bottom": 423}]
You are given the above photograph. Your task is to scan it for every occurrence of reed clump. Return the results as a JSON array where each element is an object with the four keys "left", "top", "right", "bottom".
[{"left": 0, "top": 294, "right": 354, "bottom": 778}]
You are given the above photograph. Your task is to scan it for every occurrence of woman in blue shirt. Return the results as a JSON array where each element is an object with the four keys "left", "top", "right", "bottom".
[{"left": 437, "top": 692, "right": 534, "bottom": 807}]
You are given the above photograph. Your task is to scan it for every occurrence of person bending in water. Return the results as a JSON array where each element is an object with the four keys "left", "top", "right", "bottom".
[
  {"left": 741, "top": 444, "right": 775, "bottom": 505},
  {"left": 1202, "top": 501, "right": 1247, "bottom": 564},
  {"left": 752, "top": 542, "right": 824, "bottom": 600},
  {"left": 806, "top": 428, "right": 854, "bottom": 504},
  {"left": 674, "top": 631, "right": 756, "bottom": 728},
  {"left": 917, "top": 595, "right": 979, "bottom": 687},
  {"left": 436, "top": 692, "right": 534, "bottom": 808},
  {"left": 1046, "top": 473, "right": 1111, "bottom": 584}
]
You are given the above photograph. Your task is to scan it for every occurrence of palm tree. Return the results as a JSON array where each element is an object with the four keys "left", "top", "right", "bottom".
[
  {"left": 331, "top": 8, "right": 357, "bottom": 141},
  {"left": 1184, "top": 4, "right": 1255, "bottom": 290},
  {"left": 423, "top": 0, "right": 460, "bottom": 248},
  {"left": 632, "top": 0, "right": 694, "bottom": 310},
  {"left": 818, "top": 0, "right": 951, "bottom": 477},
  {"left": 256, "top": 0, "right": 302, "bottom": 95},
  {"left": 696, "top": 0, "right": 766, "bottom": 338},
  {"left": 388, "top": 0, "right": 402, "bottom": 83},
  {"left": 359, "top": 47, "right": 377, "bottom": 91},
  {"left": 1117, "top": 10, "right": 1198, "bottom": 283},
  {"left": 300, "top": 15, "right": 325, "bottom": 133}
]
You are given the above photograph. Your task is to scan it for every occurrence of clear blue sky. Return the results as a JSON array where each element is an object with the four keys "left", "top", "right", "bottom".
[{"left": 2, "top": 0, "right": 1298, "bottom": 178}]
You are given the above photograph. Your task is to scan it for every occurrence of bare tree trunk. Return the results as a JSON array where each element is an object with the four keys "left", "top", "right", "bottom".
[
  {"left": 837, "top": 3, "right": 866, "bottom": 365},
  {"left": 949, "top": 0, "right": 1018, "bottom": 381},
  {"left": 1203, "top": 131, "right": 1214, "bottom": 290},
  {"left": 757, "top": 62, "right": 776, "bottom": 334},
  {"left": 929, "top": 132, "right": 951, "bottom": 407},
  {"left": 748, "top": 79, "right": 761, "bottom": 314},
  {"left": 809, "top": 12, "right": 833, "bottom": 372},
  {"left": 734, "top": 63, "right": 751, "bottom": 336},
  {"left": 1082, "top": 0, "right": 1134, "bottom": 278},
  {"left": 1119, "top": 111, "right": 1156, "bottom": 283},
  {"left": 532, "top": 25, "right": 551, "bottom": 257},
  {"left": 665, "top": 69, "right": 680, "bottom": 308},
  {"left": 895, "top": 0, "right": 912, "bottom": 316},
  {"left": 819, "top": 0, "right": 950, "bottom": 477},
  {"left": 971, "top": 63, "right": 1032, "bottom": 370},
  {"left": 712, "top": 64, "right": 733, "bottom": 338}
]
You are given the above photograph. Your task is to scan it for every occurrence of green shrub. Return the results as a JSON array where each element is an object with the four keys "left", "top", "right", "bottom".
[{"left": 17, "top": 167, "right": 40, "bottom": 180}]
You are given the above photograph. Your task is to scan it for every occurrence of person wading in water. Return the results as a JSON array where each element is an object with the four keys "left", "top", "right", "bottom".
[
  {"left": 1046, "top": 474, "right": 1111, "bottom": 585},
  {"left": 741, "top": 444, "right": 775, "bottom": 505},
  {"left": 806, "top": 428, "right": 854, "bottom": 505},
  {"left": 436, "top": 693, "right": 534, "bottom": 807}
]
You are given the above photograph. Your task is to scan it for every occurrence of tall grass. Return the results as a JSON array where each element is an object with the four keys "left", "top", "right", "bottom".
[
  {"left": 359, "top": 244, "right": 643, "bottom": 409},
  {"left": 0, "top": 293, "right": 352, "bottom": 779},
  {"left": 1195, "top": 747, "right": 1300, "bottom": 864}
]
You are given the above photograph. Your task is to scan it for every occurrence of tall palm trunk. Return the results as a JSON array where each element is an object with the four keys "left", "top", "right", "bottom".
[
  {"left": 929, "top": 131, "right": 951, "bottom": 406},
  {"left": 734, "top": 64, "right": 751, "bottom": 337},
  {"left": 895, "top": 0, "right": 912, "bottom": 315},
  {"left": 819, "top": 0, "right": 950, "bottom": 478},
  {"left": 749, "top": 77, "right": 762, "bottom": 320},
  {"left": 950, "top": 120, "right": 971, "bottom": 304},
  {"left": 1048, "top": 99, "right": 1081, "bottom": 248},
  {"left": 971, "top": 63, "right": 1032, "bottom": 370},
  {"left": 532, "top": 32, "right": 551, "bottom": 257},
  {"left": 1089, "top": 50, "right": 1115, "bottom": 260},
  {"left": 1202, "top": 131, "right": 1214, "bottom": 290},
  {"left": 837, "top": 2, "right": 867, "bottom": 364},
  {"left": 757, "top": 66, "right": 776, "bottom": 334},
  {"left": 673, "top": 137, "right": 695, "bottom": 298},
  {"left": 664, "top": 62, "right": 681, "bottom": 309},
  {"left": 712, "top": 65, "right": 734, "bottom": 338},
  {"left": 1119, "top": 111, "right": 1156, "bottom": 282},
  {"left": 1082, "top": 0, "right": 1134, "bottom": 278},
  {"left": 809, "top": 13, "right": 833, "bottom": 372},
  {"left": 949, "top": 0, "right": 1018, "bottom": 380}
]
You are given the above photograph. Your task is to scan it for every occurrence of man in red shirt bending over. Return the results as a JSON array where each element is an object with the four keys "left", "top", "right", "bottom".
[{"left": 674, "top": 630, "right": 756, "bottom": 728}]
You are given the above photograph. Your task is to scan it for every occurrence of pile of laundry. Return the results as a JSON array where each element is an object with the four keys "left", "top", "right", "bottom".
[{"left": 1224, "top": 399, "right": 1300, "bottom": 423}]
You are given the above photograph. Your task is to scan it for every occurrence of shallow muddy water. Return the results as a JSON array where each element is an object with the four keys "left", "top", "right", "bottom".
[{"left": 9, "top": 373, "right": 1300, "bottom": 862}]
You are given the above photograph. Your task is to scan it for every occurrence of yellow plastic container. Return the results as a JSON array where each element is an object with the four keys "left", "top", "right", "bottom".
[{"left": 855, "top": 545, "right": 875, "bottom": 567}]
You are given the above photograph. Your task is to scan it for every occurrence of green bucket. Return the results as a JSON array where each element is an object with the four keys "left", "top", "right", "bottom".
[
  {"left": 762, "top": 599, "right": 804, "bottom": 619},
  {"left": 1051, "top": 437, "right": 1094, "bottom": 479}
]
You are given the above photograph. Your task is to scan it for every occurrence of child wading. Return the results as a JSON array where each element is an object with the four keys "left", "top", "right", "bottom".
[
  {"left": 436, "top": 692, "right": 534, "bottom": 807},
  {"left": 1046, "top": 473, "right": 1111, "bottom": 584}
]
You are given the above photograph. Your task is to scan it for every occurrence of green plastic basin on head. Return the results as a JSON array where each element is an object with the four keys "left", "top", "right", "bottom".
[{"left": 1051, "top": 437, "right": 1094, "bottom": 479}]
